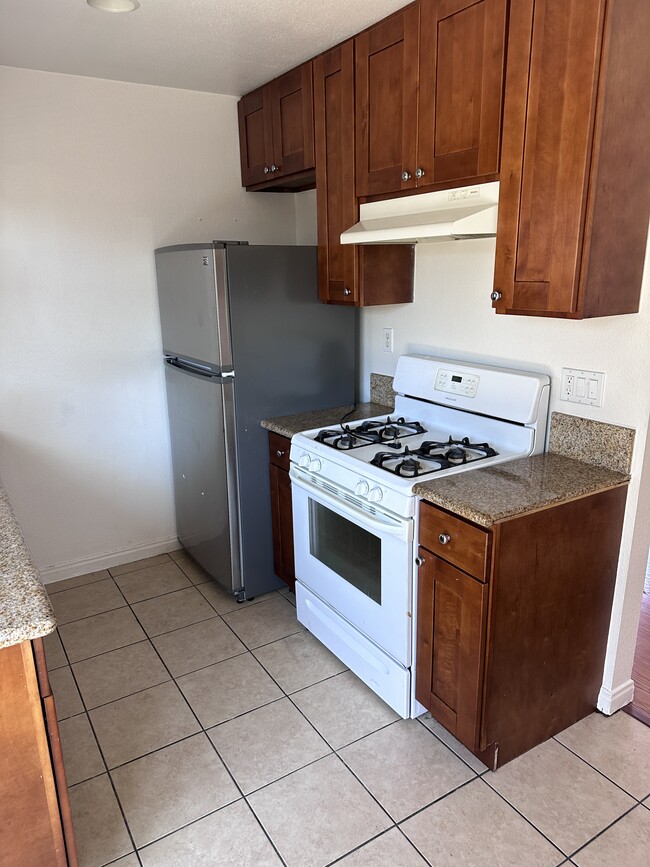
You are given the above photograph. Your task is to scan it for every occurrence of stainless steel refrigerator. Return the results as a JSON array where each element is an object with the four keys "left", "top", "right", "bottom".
[{"left": 154, "top": 242, "right": 357, "bottom": 600}]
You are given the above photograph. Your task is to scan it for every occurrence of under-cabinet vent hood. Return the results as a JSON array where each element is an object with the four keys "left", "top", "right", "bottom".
[{"left": 340, "top": 181, "right": 499, "bottom": 245}]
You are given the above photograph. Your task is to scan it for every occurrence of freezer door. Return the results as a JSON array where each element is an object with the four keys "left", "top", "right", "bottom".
[
  {"left": 155, "top": 245, "right": 224, "bottom": 367},
  {"left": 164, "top": 360, "right": 241, "bottom": 593}
]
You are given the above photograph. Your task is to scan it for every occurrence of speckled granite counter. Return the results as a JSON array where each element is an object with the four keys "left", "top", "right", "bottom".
[
  {"left": 261, "top": 402, "right": 393, "bottom": 439},
  {"left": 413, "top": 453, "right": 629, "bottom": 527},
  {"left": 0, "top": 485, "right": 56, "bottom": 648}
]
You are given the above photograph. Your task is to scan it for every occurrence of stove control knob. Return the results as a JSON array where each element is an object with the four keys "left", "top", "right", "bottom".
[
  {"left": 299, "top": 454, "right": 311, "bottom": 470},
  {"left": 368, "top": 486, "right": 384, "bottom": 503},
  {"left": 355, "top": 480, "right": 370, "bottom": 497},
  {"left": 310, "top": 459, "right": 322, "bottom": 474}
]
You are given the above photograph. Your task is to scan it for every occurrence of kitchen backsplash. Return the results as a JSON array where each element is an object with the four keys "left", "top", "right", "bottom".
[
  {"left": 549, "top": 412, "right": 635, "bottom": 475},
  {"left": 370, "top": 373, "right": 395, "bottom": 407}
]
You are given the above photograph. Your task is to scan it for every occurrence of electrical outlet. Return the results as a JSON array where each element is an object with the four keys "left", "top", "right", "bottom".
[
  {"left": 561, "top": 368, "right": 605, "bottom": 406},
  {"left": 383, "top": 328, "right": 394, "bottom": 353}
]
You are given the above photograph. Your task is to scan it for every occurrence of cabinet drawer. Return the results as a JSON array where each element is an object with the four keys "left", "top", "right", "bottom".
[
  {"left": 419, "top": 503, "right": 490, "bottom": 581},
  {"left": 268, "top": 432, "right": 291, "bottom": 471}
]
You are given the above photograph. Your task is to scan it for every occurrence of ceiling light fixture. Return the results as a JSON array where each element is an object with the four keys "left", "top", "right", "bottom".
[{"left": 87, "top": 0, "right": 140, "bottom": 12}]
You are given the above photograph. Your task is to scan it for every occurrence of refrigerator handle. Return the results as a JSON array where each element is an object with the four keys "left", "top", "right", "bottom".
[{"left": 164, "top": 356, "right": 234, "bottom": 383}]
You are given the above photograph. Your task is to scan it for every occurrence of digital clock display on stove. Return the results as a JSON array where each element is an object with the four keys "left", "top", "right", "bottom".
[{"left": 434, "top": 369, "right": 480, "bottom": 397}]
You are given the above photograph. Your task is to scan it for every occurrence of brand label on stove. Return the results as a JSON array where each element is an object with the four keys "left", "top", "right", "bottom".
[{"left": 434, "top": 369, "right": 479, "bottom": 398}]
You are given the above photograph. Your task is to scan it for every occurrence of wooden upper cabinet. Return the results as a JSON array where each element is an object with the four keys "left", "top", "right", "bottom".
[
  {"left": 417, "top": 0, "right": 507, "bottom": 188},
  {"left": 315, "top": 41, "right": 415, "bottom": 306},
  {"left": 355, "top": 5, "right": 420, "bottom": 197},
  {"left": 355, "top": 0, "right": 506, "bottom": 198},
  {"left": 493, "top": 0, "right": 649, "bottom": 318},
  {"left": 238, "top": 62, "right": 315, "bottom": 190},
  {"left": 314, "top": 42, "right": 359, "bottom": 304}
]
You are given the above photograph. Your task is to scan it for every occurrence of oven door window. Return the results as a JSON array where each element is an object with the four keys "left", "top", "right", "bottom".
[{"left": 308, "top": 499, "right": 381, "bottom": 604}]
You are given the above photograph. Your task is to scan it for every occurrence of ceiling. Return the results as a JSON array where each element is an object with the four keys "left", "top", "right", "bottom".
[{"left": 0, "top": 0, "right": 408, "bottom": 96}]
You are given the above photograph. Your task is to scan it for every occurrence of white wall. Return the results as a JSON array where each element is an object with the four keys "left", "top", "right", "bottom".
[
  {"left": 360, "top": 237, "right": 650, "bottom": 704},
  {"left": 0, "top": 66, "right": 297, "bottom": 579}
]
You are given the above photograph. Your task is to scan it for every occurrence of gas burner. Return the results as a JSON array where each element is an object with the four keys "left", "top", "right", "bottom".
[
  {"left": 370, "top": 447, "right": 444, "bottom": 478},
  {"left": 313, "top": 416, "right": 427, "bottom": 451}
]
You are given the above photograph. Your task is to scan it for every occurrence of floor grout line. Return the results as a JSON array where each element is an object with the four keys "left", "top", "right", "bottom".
[{"left": 48, "top": 563, "right": 650, "bottom": 866}]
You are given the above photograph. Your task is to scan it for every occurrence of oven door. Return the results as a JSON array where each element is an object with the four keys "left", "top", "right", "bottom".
[{"left": 290, "top": 468, "right": 413, "bottom": 666}]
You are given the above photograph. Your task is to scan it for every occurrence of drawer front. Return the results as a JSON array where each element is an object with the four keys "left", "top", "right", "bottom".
[
  {"left": 419, "top": 503, "right": 490, "bottom": 581},
  {"left": 268, "top": 432, "right": 291, "bottom": 471}
]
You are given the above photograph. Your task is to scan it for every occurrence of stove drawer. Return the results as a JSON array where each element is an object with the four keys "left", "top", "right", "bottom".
[
  {"left": 268, "top": 432, "right": 291, "bottom": 472},
  {"left": 419, "top": 503, "right": 490, "bottom": 581}
]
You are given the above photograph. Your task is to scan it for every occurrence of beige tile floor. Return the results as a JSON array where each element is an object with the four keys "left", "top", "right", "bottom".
[{"left": 44, "top": 552, "right": 650, "bottom": 867}]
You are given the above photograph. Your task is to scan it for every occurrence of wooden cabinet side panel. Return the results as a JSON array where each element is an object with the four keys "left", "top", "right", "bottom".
[
  {"left": 355, "top": 5, "right": 420, "bottom": 197},
  {"left": 0, "top": 642, "right": 67, "bottom": 867},
  {"left": 494, "top": 0, "right": 605, "bottom": 315},
  {"left": 483, "top": 487, "right": 628, "bottom": 766},
  {"left": 269, "top": 462, "right": 295, "bottom": 590},
  {"left": 314, "top": 43, "right": 359, "bottom": 304},
  {"left": 579, "top": 0, "right": 650, "bottom": 317},
  {"left": 418, "top": 0, "right": 507, "bottom": 186}
]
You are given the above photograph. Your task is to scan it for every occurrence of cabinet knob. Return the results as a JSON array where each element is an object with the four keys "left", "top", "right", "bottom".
[
  {"left": 401, "top": 170, "right": 412, "bottom": 181},
  {"left": 263, "top": 166, "right": 270, "bottom": 174},
  {"left": 271, "top": 164, "right": 279, "bottom": 173},
  {"left": 415, "top": 556, "right": 425, "bottom": 567},
  {"left": 438, "top": 533, "right": 451, "bottom": 545},
  {"left": 490, "top": 291, "right": 502, "bottom": 302},
  {"left": 276, "top": 450, "right": 285, "bottom": 457},
  {"left": 343, "top": 287, "right": 352, "bottom": 296},
  {"left": 415, "top": 167, "right": 425, "bottom": 179}
]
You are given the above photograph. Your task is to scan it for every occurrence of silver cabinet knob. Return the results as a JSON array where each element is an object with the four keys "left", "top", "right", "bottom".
[
  {"left": 415, "top": 167, "right": 425, "bottom": 179},
  {"left": 438, "top": 533, "right": 451, "bottom": 545},
  {"left": 401, "top": 170, "right": 412, "bottom": 181},
  {"left": 276, "top": 450, "right": 285, "bottom": 458},
  {"left": 343, "top": 287, "right": 352, "bottom": 296},
  {"left": 263, "top": 166, "right": 270, "bottom": 174},
  {"left": 490, "top": 291, "right": 502, "bottom": 302},
  {"left": 415, "top": 556, "right": 425, "bottom": 567},
  {"left": 271, "top": 164, "right": 279, "bottom": 172}
]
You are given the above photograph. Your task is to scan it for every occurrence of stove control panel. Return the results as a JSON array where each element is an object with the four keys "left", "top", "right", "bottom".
[{"left": 435, "top": 369, "right": 479, "bottom": 398}]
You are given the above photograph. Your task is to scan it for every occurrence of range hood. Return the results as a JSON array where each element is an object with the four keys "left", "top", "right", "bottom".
[{"left": 340, "top": 181, "right": 499, "bottom": 245}]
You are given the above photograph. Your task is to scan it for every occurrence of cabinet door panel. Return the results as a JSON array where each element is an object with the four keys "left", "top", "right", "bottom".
[
  {"left": 269, "top": 463, "right": 295, "bottom": 590},
  {"left": 416, "top": 552, "right": 488, "bottom": 750},
  {"left": 271, "top": 64, "right": 315, "bottom": 177},
  {"left": 314, "top": 43, "right": 359, "bottom": 304},
  {"left": 493, "top": 0, "right": 605, "bottom": 314},
  {"left": 237, "top": 87, "right": 273, "bottom": 187},
  {"left": 355, "top": 6, "right": 419, "bottom": 196},
  {"left": 418, "top": 0, "right": 507, "bottom": 187}
]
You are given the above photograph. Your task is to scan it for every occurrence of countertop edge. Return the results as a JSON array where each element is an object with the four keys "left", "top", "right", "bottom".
[{"left": 1, "top": 485, "right": 57, "bottom": 650}]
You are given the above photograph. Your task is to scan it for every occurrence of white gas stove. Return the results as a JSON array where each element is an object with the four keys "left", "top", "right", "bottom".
[{"left": 290, "top": 355, "right": 550, "bottom": 718}]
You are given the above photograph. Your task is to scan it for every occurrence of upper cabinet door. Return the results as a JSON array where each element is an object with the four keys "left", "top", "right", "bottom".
[
  {"left": 417, "top": 0, "right": 507, "bottom": 187},
  {"left": 355, "top": 5, "right": 420, "bottom": 197},
  {"left": 238, "top": 86, "right": 273, "bottom": 187},
  {"left": 314, "top": 42, "right": 359, "bottom": 305},
  {"left": 270, "top": 63, "right": 315, "bottom": 178}
]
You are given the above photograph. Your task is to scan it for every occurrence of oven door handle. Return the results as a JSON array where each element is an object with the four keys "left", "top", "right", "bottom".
[{"left": 290, "top": 469, "right": 413, "bottom": 542}]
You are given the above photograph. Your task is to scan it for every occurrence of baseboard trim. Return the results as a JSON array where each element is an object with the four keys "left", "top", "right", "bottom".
[
  {"left": 597, "top": 679, "right": 635, "bottom": 715},
  {"left": 39, "top": 536, "right": 181, "bottom": 583}
]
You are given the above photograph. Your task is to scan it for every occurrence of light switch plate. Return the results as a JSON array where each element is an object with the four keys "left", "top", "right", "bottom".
[{"left": 561, "top": 368, "right": 605, "bottom": 406}]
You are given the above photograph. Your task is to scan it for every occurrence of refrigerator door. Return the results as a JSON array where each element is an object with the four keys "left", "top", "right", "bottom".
[
  {"left": 226, "top": 244, "right": 357, "bottom": 599},
  {"left": 164, "top": 359, "right": 241, "bottom": 593},
  {"left": 155, "top": 243, "right": 237, "bottom": 368}
]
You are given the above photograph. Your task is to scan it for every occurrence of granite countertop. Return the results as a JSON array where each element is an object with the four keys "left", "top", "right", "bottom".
[
  {"left": 413, "top": 452, "right": 630, "bottom": 527},
  {"left": 0, "top": 484, "right": 56, "bottom": 649},
  {"left": 261, "top": 402, "right": 394, "bottom": 439}
]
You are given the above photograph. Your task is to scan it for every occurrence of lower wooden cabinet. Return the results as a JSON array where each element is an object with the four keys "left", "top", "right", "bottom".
[
  {"left": 0, "top": 638, "right": 78, "bottom": 866},
  {"left": 416, "top": 486, "right": 628, "bottom": 769},
  {"left": 268, "top": 432, "right": 295, "bottom": 590}
]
